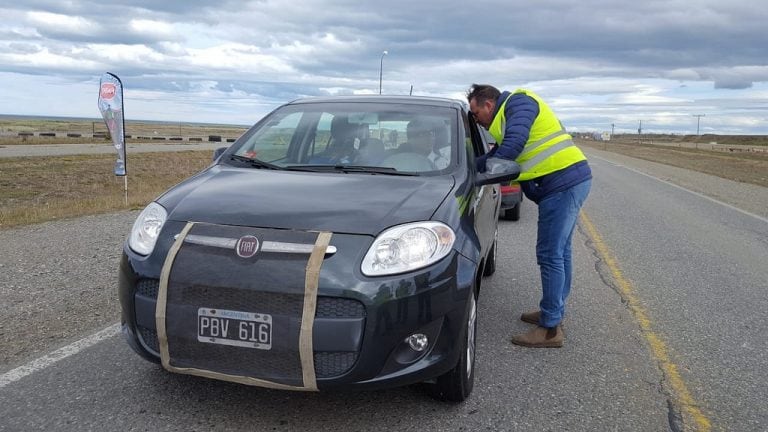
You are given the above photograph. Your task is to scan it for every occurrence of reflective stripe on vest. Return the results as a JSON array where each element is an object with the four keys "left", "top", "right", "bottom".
[
  {"left": 519, "top": 130, "right": 569, "bottom": 158},
  {"left": 520, "top": 137, "right": 575, "bottom": 172}
]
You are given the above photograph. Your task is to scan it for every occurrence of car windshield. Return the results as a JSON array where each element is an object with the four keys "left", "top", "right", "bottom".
[{"left": 229, "top": 102, "right": 457, "bottom": 174}]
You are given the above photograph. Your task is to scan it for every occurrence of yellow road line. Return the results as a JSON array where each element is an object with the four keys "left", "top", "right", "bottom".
[{"left": 580, "top": 212, "right": 712, "bottom": 432}]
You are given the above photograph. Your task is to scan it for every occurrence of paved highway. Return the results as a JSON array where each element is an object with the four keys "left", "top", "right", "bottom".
[{"left": 1, "top": 149, "right": 766, "bottom": 431}]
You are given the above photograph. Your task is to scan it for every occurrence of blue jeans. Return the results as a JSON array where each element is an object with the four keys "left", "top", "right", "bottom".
[{"left": 536, "top": 179, "right": 591, "bottom": 328}]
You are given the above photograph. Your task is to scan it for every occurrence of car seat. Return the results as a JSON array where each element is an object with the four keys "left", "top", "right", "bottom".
[
  {"left": 310, "top": 116, "right": 358, "bottom": 164},
  {"left": 357, "top": 137, "right": 386, "bottom": 164}
]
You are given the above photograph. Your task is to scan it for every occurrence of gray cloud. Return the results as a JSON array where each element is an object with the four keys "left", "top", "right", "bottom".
[
  {"left": 714, "top": 78, "right": 754, "bottom": 90},
  {"left": 0, "top": 0, "right": 766, "bottom": 132}
]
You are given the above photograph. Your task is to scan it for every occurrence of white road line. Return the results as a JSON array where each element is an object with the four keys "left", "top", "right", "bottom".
[
  {"left": 590, "top": 154, "right": 768, "bottom": 224},
  {"left": 0, "top": 323, "right": 120, "bottom": 388}
]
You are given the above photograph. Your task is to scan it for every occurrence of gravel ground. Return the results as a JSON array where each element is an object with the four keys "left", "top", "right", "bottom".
[
  {"left": 1, "top": 148, "right": 765, "bottom": 373},
  {"left": 0, "top": 211, "right": 138, "bottom": 370}
]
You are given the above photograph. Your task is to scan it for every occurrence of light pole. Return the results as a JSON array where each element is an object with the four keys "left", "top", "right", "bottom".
[
  {"left": 692, "top": 114, "right": 705, "bottom": 135},
  {"left": 379, "top": 50, "right": 388, "bottom": 95}
]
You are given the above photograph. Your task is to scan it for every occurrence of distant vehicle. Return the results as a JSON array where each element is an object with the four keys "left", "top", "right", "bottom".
[
  {"left": 592, "top": 131, "right": 611, "bottom": 141},
  {"left": 479, "top": 128, "right": 523, "bottom": 221},
  {"left": 118, "top": 95, "right": 520, "bottom": 402},
  {"left": 499, "top": 182, "right": 523, "bottom": 221}
]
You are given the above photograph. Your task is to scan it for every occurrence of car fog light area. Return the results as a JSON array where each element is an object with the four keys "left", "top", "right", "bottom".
[
  {"left": 129, "top": 202, "right": 167, "bottom": 255},
  {"left": 361, "top": 222, "right": 455, "bottom": 276},
  {"left": 406, "top": 334, "right": 429, "bottom": 352}
]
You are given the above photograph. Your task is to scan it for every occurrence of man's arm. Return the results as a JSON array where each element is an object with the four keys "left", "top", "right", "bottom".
[{"left": 494, "top": 93, "right": 539, "bottom": 160}]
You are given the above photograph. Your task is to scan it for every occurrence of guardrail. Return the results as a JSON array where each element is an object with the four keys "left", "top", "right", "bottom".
[{"left": 2, "top": 131, "right": 240, "bottom": 143}]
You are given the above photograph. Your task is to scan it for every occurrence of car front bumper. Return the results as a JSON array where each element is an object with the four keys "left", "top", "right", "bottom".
[{"left": 118, "top": 223, "right": 478, "bottom": 391}]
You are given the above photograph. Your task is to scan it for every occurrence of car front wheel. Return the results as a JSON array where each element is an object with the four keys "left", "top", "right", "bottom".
[{"left": 428, "top": 286, "right": 477, "bottom": 402}]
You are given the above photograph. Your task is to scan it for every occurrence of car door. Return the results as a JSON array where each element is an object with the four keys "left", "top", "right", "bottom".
[{"left": 466, "top": 113, "right": 500, "bottom": 257}]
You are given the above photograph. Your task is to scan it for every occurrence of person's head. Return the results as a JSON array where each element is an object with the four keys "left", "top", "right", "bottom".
[
  {"left": 466, "top": 84, "right": 501, "bottom": 128},
  {"left": 406, "top": 118, "right": 434, "bottom": 155},
  {"left": 330, "top": 115, "right": 357, "bottom": 148}
]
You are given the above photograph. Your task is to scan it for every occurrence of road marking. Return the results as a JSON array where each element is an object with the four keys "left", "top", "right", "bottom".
[
  {"left": 0, "top": 323, "right": 120, "bottom": 388},
  {"left": 589, "top": 153, "right": 768, "bottom": 224},
  {"left": 580, "top": 213, "right": 712, "bottom": 432}
]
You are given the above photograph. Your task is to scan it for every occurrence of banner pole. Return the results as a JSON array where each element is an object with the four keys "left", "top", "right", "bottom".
[{"left": 124, "top": 175, "right": 128, "bottom": 206}]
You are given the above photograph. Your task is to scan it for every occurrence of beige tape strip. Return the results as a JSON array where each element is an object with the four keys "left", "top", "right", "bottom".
[
  {"left": 299, "top": 231, "right": 332, "bottom": 391},
  {"left": 157, "top": 221, "right": 194, "bottom": 371},
  {"left": 156, "top": 223, "right": 332, "bottom": 391}
]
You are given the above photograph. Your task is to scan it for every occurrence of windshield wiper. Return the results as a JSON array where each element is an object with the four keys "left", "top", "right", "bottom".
[
  {"left": 284, "top": 164, "right": 418, "bottom": 176},
  {"left": 229, "top": 155, "right": 282, "bottom": 170}
]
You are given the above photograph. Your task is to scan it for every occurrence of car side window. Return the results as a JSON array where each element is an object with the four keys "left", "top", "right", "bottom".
[
  {"left": 236, "top": 111, "right": 303, "bottom": 162},
  {"left": 465, "top": 113, "right": 487, "bottom": 158},
  {"left": 307, "top": 112, "right": 334, "bottom": 158},
  {"left": 479, "top": 128, "right": 497, "bottom": 153}
]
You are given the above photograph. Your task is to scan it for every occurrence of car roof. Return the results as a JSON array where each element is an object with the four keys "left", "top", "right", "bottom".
[{"left": 286, "top": 95, "right": 467, "bottom": 110}]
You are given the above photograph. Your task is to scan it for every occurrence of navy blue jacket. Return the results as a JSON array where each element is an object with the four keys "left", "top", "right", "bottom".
[{"left": 488, "top": 91, "right": 592, "bottom": 204}]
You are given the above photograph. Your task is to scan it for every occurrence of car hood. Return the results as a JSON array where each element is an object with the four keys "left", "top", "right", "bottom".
[{"left": 159, "top": 165, "right": 455, "bottom": 235}]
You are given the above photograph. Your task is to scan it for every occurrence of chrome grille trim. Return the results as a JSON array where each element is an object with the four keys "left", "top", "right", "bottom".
[{"left": 175, "top": 233, "right": 337, "bottom": 255}]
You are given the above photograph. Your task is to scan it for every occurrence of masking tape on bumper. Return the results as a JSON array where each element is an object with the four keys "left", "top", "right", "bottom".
[{"left": 156, "top": 221, "right": 332, "bottom": 391}]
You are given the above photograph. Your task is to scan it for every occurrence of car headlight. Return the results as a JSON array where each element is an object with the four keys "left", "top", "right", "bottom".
[
  {"left": 361, "top": 222, "right": 455, "bottom": 276},
  {"left": 128, "top": 202, "right": 168, "bottom": 255}
]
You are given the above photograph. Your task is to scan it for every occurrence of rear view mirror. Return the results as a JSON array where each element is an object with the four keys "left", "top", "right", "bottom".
[{"left": 475, "top": 161, "right": 521, "bottom": 186}]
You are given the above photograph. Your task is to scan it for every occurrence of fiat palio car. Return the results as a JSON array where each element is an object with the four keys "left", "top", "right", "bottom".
[{"left": 118, "top": 95, "right": 519, "bottom": 402}]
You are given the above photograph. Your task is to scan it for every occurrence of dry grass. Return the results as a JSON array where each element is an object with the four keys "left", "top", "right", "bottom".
[
  {"left": 0, "top": 151, "right": 212, "bottom": 228},
  {"left": 579, "top": 139, "right": 768, "bottom": 188},
  {"left": 605, "top": 134, "right": 768, "bottom": 147}
]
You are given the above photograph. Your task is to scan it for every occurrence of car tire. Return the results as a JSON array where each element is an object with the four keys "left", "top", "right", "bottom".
[
  {"left": 428, "top": 286, "right": 477, "bottom": 402},
  {"left": 502, "top": 201, "right": 521, "bottom": 221},
  {"left": 482, "top": 229, "right": 497, "bottom": 277}
]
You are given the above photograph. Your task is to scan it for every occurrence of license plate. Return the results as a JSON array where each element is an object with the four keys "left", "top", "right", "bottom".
[{"left": 197, "top": 308, "right": 272, "bottom": 350}]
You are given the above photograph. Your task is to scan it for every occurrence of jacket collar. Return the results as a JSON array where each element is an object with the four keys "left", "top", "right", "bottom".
[{"left": 494, "top": 91, "right": 511, "bottom": 118}]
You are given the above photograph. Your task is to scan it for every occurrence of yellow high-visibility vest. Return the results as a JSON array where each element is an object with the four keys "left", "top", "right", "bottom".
[{"left": 488, "top": 89, "right": 586, "bottom": 181}]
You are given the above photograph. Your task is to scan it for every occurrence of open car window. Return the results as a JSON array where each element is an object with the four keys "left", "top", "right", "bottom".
[
  {"left": 230, "top": 102, "right": 458, "bottom": 174},
  {"left": 479, "top": 127, "right": 497, "bottom": 154}
]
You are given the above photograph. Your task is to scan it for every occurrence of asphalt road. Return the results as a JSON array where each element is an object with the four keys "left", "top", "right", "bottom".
[{"left": 1, "top": 149, "right": 766, "bottom": 431}]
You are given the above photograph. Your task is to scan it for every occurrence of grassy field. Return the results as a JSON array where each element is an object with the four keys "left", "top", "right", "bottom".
[
  {"left": 0, "top": 151, "right": 212, "bottom": 228},
  {"left": 578, "top": 139, "right": 768, "bottom": 188},
  {"left": 593, "top": 133, "right": 768, "bottom": 147},
  {"left": 1, "top": 126, "right": 767, "bottom": 229}
]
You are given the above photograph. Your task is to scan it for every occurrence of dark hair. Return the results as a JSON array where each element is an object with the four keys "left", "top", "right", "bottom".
[{"left": 466, "top": 84, "right": 500, "bottom": 105}]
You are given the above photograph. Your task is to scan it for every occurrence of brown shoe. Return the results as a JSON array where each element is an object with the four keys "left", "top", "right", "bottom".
[
  {"left": 520, "top": 310, "right": 541, "bottom": 325},
  {"left": 510, "top": 325, "right": 563, "bottom": 348},
  {"left": 520, "top": 310, "right": 565, "bottom": 327}
]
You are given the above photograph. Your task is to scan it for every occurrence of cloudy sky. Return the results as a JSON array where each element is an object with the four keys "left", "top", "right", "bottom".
[{"left": 0, "top": 0, "right": 767, "bottom": 134}]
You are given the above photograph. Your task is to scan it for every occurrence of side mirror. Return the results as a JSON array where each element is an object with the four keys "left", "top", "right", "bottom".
[
  {"left": 212, "top": 146, "right": 228, "bottom": 162},
  {"left": 475, "top": 161, "right": 521, "bottom": 186}
]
